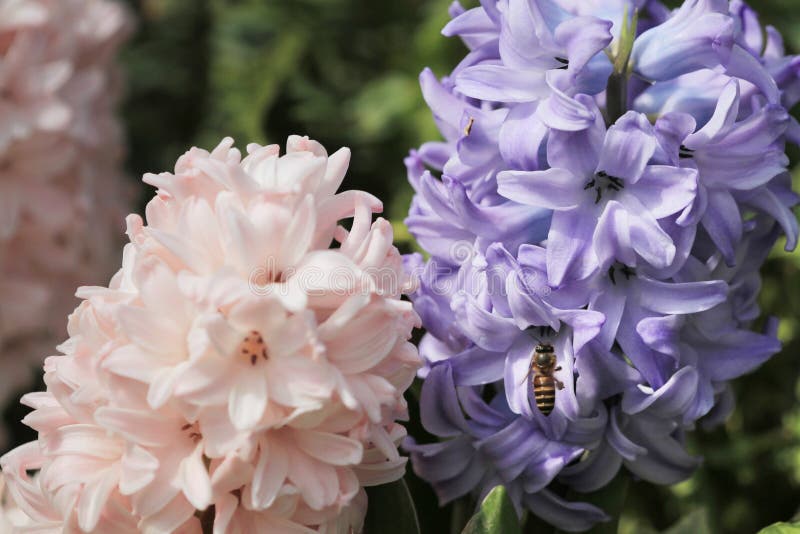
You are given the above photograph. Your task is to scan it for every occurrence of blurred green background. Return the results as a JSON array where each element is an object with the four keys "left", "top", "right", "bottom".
[{"left": 68, "top": 0, "right": 800, "bottom": 532}]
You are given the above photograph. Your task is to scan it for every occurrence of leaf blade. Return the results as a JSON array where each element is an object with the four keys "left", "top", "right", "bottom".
[
  {"left": 758, "top": 522, "right": 800, "bottom": 534},
  {"left": 462, "top": 485, "right": 521, "bottom": 534},
  {"left": 363, "top": 478, "right": 421, "bottom": 534}
]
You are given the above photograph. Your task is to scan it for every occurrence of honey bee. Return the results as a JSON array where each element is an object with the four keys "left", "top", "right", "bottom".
[{"left": 523, "top": 342, "right": 563, "bottom": 416}]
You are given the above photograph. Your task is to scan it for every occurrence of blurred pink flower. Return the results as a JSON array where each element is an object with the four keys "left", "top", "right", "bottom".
[
  {"left": 0, "top": 0, "right": 132, "bottom": 437},
  {"left": 1, "top": 137, "right": 421, "bottom": 532}
]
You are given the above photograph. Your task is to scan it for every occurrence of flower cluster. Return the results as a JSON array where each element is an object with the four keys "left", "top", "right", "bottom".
[
  {"left": 0, "top": 0, "right": 132, "bottom": 434},
  {"left": 0, "top": 137, "right": 421, "bottom": 532},
  {"left": 404, "top": 0, "right": 799, "bottom": 530}
]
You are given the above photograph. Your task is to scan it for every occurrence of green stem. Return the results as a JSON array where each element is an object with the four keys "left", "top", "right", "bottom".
[
  {"left": 606, "top": 72, "right": 628, "bottom": 125},
  {"left": 606, "top": 7, "right": 637, "bottom": 125}
]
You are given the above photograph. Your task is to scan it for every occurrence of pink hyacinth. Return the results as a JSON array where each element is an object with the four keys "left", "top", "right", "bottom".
[
  {"left": 0, "top": 0, "right": 132, "bottom": 435},
  {"left": 0, "top": 136, "right": 421, "bottom": 532}
]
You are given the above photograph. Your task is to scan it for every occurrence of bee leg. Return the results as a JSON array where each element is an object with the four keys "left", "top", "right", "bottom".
[
  {"left": 555, "top": 378, "right": 565, "bottom": 390},
  {"left": 519, "top": 365, "right": 535, "bottom": 385},
  {"left": 554, "top": 366, "right": 562, "bottom": 371}
]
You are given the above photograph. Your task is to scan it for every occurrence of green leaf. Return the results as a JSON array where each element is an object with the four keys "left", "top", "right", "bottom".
[
  {"left": 462, "top": 486, "right": 521, "bottom": 534},
  {"left": 759, "top": 522, "right": 800, "bottom": 533},
  {"left": 363, "top": 478, "right": 421, "bottom": 534},
  {"left": 663, "top": 508, "right": 711, "bottom": 534}
]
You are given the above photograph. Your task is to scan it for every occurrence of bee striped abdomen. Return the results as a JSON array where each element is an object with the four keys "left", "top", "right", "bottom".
[{"left": 533, "top": 375, "right": 556, "bottom": 415}]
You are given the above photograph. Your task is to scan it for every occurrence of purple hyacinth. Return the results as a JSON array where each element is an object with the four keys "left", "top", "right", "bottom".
[{"left": 403, "top": 0, "right": 799, "bottom": 531}]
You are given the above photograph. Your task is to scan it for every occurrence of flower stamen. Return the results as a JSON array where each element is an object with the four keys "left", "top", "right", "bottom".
[
  {"left": 589, "top": 171, "right": 625, "bottom": 203},
  {"left": 238, "top": 330, "right": 269, "bottom": 366},
  {"left": 180, "top": 422, "right": 202, "bottom": 443},
  {"left": 608, "top": 263, "right": 636, "bottom": 285}
]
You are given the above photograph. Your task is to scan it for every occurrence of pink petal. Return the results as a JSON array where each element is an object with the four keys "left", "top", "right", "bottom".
[
  {"left": 94, "top": 408, "right": 173, "bottom": 448},
  {"left": 119, "top": 445, "right": 158, "bottom": 495},
  {"left": 228, "top": 370, "right": 267, "bottom": 430},
  {"left": 294, "top": 430, "right": 364, "bottom": 467},
  {"left": 76, "top": 469, "right": 119, "bottom": 531},
  {"left": 247, "top": 439, "right": 289, "bottom": 509},
  {"left": 138, "top": 495, "right": 195, "bottom": 534},
  {"left": 179, "top": 444, "right": 212, "bottom": 510}
]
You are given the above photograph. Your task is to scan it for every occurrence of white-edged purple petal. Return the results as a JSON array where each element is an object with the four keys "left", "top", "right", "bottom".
[
  {"left": 638, "top": 277, "right": 727, "bottom": 315},
  {"left": 456, "top": 64, "right": 550, "bottom": 103},
  {"left": 497, "top": 168, "right": 584, "bottom": 209}
]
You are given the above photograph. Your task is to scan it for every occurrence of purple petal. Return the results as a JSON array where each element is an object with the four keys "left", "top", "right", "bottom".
[
  {"left": 592, "top": 200, "right": 636, "bottom": 270},
  {"left": 411, "top": 440, "right": 489, "bottom": 504},
  {"left": 575, "top": 342, "right": 641, "bottom": 405},
  {"left": 456, "top": 64, "right": 550, "bottom": 102},
  {"left": 589, "top": 284, "right": 626, "bottom": 350},
  {"left": 507, "top": 279, "right": 559, "bottom": 330},
  {"left": 625, "top": 165, "right": 697, "bottom": 219},
  {"left": 442, "top": 6, "right": 496, "bottom": 39},
  {"left": 521, "top": 442, "right": 582, "bottom": 493},
  {"left": 546, "top": 208, "right": 599, "bottom": 287},
  {"left": 559, "top": 440, "right": 622, "bottom": 493},
  {"left": 537, "top": 87, "right": 600, "bottom": 131},
  {"left": 743, "top": 184, "right": 799, "bottom": 251},
  {"left": 616, "top": 307, "right": 672, "bottom": 388},
  {"left": 419, "top": 68, "right": 470, "bottom": 136},
  {"left": 497, "top": 168, "right": 584, "bottom": 209},
  {"left": 697, "top": 329, "right": 781, "bottom": 381},
  {"left": 653, "top": 112, "right": 697, "bottom": 164},
  {"left": 499, "top": 102, "right": 548, "bottom": 170},
  {"left": 553, "top": 309, "right": 605, "bottom": 354},
  {"left": 554, "top": 15, "right": 612, "bottom": 73},
  {"left": 693, "top": 104, "right": 789, "bottom": 191},
  {"left": 638, "top": 277, "right": 727, "bottom": 315},
  {"left": 597, "top": 112, "right": 657, "bottom": 183},
  {"left": 523, "top": 490, "right": 610, "bottom": 533},
  {"left": 478, "top": 0, "right": 502, "bottom": 24},
  {"left": 451, "top": 345, "right": 507, "bottom": 386},
  {"left": 684, "top": 79, "right": 739, "bottom": 147},
  {"left": 701, "top": 188, "right": 742, "bottom": 265},
  {"left": 641, "top": 217, "right": 696, "bottom": 279},
  {"left": 477, "top": 418, "right": 543, "bottom": 482},
  {"left": 724, "top": 43, "right": 780, "bottom": 104},
  {"left": 458, "top": 388, "right": 511, "bottom": 428},
  {"left": 456, "top": 108, "right": 506, "bottom": 167},
  {"left": 626, "top": 196, "right": 677, "bottom": 268},
  {"left": 504, "top": 334, "right": 538, "bottom": 419},
  {"left": 546, "top": 108, "right": 605, "bottom": 176},
  {"left": 621, "top": 366, "right": 699, "bottom": 418},
  {"left": 561, "top": 405, "right": 607, "bottom": 446},
  {"left": 453, "top": 294, "right": 521, "bottom": 351},
  {"left": 634, "top": 70, "right": 728, "bottom": 126},
  {"left": 445, "top": 177, "right": 551, "bottom": 244},
  {"left": 631, "top": 3, "right": 734, "bottom": 81},
  {"left": 498, "top": 0, "right": 552, "bottom": 70},
  {"left": 636, "top": 315, "right": 683, "bottom": 357},
  {"left": 700, "top": 385, "right": 734, "bottom": 429},
  {"left": 405, "top": 436, "right": 474, "bottom": 482},
  {"left": 608, "top": 409, "right": 648, "bottom": 461},
  {"left": 420, "top": 364, "right": 469, "bottom": 437},
  {"left": 621, "top": 415, "right": 701, "bottom": 484}
]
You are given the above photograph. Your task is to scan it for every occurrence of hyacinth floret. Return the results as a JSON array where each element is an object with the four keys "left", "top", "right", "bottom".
[
  {"left": 404, "top": 0, "right": 800, "bottom": 531},
  {"left": 0, "top": 136, "right": 421, "bottom": 532}
]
